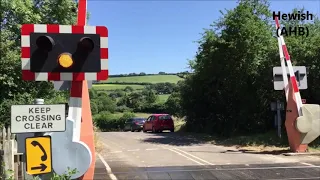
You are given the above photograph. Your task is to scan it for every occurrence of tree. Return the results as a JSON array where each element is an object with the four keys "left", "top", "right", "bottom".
[
  {"left": 127, "top": 92, "right": 144, "bottom": 110},
  {"left": 124, "top": 86, "right": 134, "bottom": 92},
  {"left": 117, "top": 94, "right": 129, "bottom": 107},
  {"left": 165, "top": 92, "right": 182, "bottom": 117},
  {"left": 141, "top": 89, "right": 157, "bottom": 104},
  {"left": 89, "top": 89, "right": 98, "bottom": 99},
  {"left": 179, "top": 0, "right": 320, "bottom": 137},
  {"left": 90, "top": 101, "right": 99, "bottom": 115},
  {"left": 109, "top": 90, "right": 125, "bottom": 99},
  {"left": 94, "top": 94, "right": 117, "bottom": 113},
  {"left": 179, "top": 0, "right": 280, "bottom": 136}
]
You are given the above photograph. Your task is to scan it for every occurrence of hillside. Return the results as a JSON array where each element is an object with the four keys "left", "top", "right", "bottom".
[
  {"left": 102, "top": 75, "right": 182, "bottom": 84},
  {"left": 93, "top": 84, "right": 145, "bottom": 91},
  {"left": 92, "top": 74, "right": 183, "bottom": 104},
  {"left": 92, "top": 74, "right": 182, "bottom": 91}
]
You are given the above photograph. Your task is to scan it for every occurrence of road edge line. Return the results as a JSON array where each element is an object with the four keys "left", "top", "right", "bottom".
[
  {"left": 97, "top": 153, "right": 118, "bottom": 180},
  {"left": 300, "top": 162, "right": 316, "bottom": 167}
]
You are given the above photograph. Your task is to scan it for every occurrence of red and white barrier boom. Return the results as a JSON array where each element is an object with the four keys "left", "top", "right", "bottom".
[{"left": 274, "top": 17, "right": 320, "bottom": 153}]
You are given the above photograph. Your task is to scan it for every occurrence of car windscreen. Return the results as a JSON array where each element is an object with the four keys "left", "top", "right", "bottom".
[{"left": 159, "top": 115, "right": 172, "bottom": 120}]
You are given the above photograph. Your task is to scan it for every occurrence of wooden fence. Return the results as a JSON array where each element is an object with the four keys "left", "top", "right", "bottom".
[{"left": 0, "top": 126, "right": 24, "bottom": 180}]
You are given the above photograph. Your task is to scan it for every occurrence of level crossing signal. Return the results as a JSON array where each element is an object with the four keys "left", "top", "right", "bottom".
[{"left": 21, "top": 24, "right": 109, "bottom": 81}]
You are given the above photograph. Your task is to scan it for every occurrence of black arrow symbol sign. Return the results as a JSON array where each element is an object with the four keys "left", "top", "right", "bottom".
[{"left": 31, "top": 163, "right": 47, "bottom": 171}]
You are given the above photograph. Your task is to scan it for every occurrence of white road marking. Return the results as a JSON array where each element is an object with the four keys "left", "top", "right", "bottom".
[
  {"left": 109, "top": 160, "right": 128, "bottom": 162},
  {"left": 109, "top": 151, "right": 123, "bottom": 153},
  {"left": 101, "top": 141, "right": 124, "bottom": 152},
  {"left": 146, "top": 148, "right": 158, "bottom": 151},
  {"left": 178, "top": 145, "right": 231, "bottom": 149},
  {"left": 102, "top": 142, "right": 111, "bottom": 148},
  {"left": 97, "top": 153, "right": 118, "bottom": 180},
  {"left": 300, "top": 162, "right": 316, "bottom": 167},
  {"left": 127, "top": 149, "right": 139, "bottom": 152},
  {"left": 267, "top": 177, "right": 320, "bottom": 180},
  {"left": 166, "top": 148, "right": 205, "bottom": 165},
  {"left": 111, "top": 165, "right": 320, "bottom": 174},
  {"left": 172, "top": 147, "right": 215, "bottom": 165},
  {"left": 103, "top": 139, "right": 125, "bottom": 149}
]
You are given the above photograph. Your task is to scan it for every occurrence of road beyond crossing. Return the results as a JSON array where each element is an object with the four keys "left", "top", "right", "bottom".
[{"left": 94, "top": 132, "right": 320, "bottom": 180}]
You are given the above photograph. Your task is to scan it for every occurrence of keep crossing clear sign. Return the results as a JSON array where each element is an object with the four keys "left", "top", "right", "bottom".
[{"left": 11, "top": 104, "right": 66, "bottom": 133}]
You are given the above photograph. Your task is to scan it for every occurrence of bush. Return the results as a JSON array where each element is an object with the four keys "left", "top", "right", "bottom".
[
  {"left": 116, "top": 105, "right": 132, "bottom": 112},
  {"left": 94, "top": 111, "right": 136, "bottom": 131},
  {"left": 118, "top": 112, "right": 136, "bottom": 128},
  {"left": 93, "top": 112, "right": 120, "bottom": 131},
  {"left": 140, "top": 103, "right": 166, "bottom": 113}
]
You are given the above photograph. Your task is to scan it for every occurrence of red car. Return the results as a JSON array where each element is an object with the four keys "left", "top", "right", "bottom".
[{"left": 143, "top": 114, "right": 174, "bottom": 133}]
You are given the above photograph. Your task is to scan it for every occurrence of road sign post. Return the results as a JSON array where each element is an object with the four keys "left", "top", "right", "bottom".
[
  {"left": 271, "top": 100, "right": 284, "bottom": 138},
  {"left": 14, "top": 99, "right": 58, "bottom": 179}
]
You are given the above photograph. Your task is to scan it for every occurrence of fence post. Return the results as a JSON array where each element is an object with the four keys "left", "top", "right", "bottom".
[
  {"left": 1, "top": 128, "right": 4, "bottom": 180},
  {"left": 11, "top": 132, "right": 20, "bottom": 180},
  {"left": 3, "top": 127, "right": 14, "bottom": 179}
]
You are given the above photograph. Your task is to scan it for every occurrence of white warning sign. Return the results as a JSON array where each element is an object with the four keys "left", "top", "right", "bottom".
[{"left": 11, "top": 104, "right": 66, "bottom": 133}]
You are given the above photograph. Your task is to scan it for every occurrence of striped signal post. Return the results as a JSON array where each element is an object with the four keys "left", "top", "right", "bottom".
[
  {"left": 71, "top": 0, "right": 104, "bottom": 179},
  {"left": 275, "top": 17, "right": 307, "bottom": 152}
]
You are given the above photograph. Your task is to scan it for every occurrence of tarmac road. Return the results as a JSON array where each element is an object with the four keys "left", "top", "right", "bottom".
[{"left": 94, "top": 132, "right": 320, "bottom": 180}]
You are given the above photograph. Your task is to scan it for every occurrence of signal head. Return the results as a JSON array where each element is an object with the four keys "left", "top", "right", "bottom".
[
  {"left": 78, "top": 37, "right": 94, "bottom": 53},
  {"left": 36, "top": 35, "right": 55, "bottom": 52}
]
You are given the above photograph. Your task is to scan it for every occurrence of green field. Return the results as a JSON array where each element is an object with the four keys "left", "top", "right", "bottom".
[
  {"left": 93, "top": 75, "right": 182, "bottom": 92},
  {"left": 104, "top": 75, "right": 182, "bottom": 84},
  {"left": 93, "top": 84, "right": 144, "bottom": 91},
  {"left": 158, "top": 94, "right": 170, "bottom": 103}
]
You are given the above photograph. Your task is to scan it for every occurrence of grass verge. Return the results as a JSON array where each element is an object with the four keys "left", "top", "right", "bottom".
[{"left": 93, "top": 126, "right": 104, "bottom": 153}]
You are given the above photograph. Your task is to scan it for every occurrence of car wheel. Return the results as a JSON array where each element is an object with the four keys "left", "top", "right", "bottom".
[{"left": 131, "top": 127, "right": 134, "bottom": 132}]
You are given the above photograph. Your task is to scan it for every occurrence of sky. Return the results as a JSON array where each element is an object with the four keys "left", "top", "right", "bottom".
[{"left": 87, "top": 0, "right": 320, "bottom": 75}]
